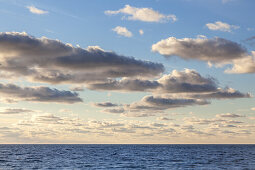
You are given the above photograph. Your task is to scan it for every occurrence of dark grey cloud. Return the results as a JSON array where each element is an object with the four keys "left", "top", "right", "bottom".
[
  {"left": 0, "top": 83, "right": 82, "bottom": 103},
  {"left": 87, "top": 69, "right": 218, "bottom": 93},
  {"left": 102, "top": 108, "right": 125, "bottom": 114},
  {"left": 0, "top": 32, "right": 164, "bottom": 84},
  {"left": 101, "top": 95, "right": 209, "bottom": 117},
  {"left": 190, "top": 88, "right": 251, "bottom": 99},
  {"left": 216, "top": 113, "right": 244, "bottom": 118},
  {"left": 93, "top": 69, "right": 250, "bottom": 117},
  {"left": 244, "top": 36, "right": 255, "bottom": 47},
  {"left": 94, "top": 102, "right": 119, "bottom": 107},
  {"left": 157, "top": 69, "right": 217, "bottom": 93},
  {"left": 88, "top": 69, "right": 250, "bottom": 100},
  {"left": 0, "top": 108, "right": 34, "bottom": 114},
  {"left": 136, "top": 95, "right": 209, "bottom": 110},
  {"left": 87, "top": 78, "right": 160, "bottom": 92},
  {"left": 152, "top": 37, "right": 247, "bottom": 63}
]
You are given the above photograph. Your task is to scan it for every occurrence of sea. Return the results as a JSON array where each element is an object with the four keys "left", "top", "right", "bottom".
[{"left": 0, "top": 144, "right": 255, "bottom": 169}]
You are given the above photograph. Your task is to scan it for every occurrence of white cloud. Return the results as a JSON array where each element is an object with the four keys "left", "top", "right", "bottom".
[
  {"left": 26, "top": 6, "right": 48, "bottom": 15},
  {"left": 197, "top": 35, "right": 207, "bottom": 39},
  {"left": 206, "top": 21, "right": 239, "bottom": 32},
  {"left": 112, "top": 26, "right": 133, "bottom": 37},
  {"left": 139, "top": 29, "right": 144, "bottom": 35},
  {"left": 225, "top": 51, "right": 255, "bottom": 74},
  {"left": 105, "top": 5, "right": 177, "bottom": 23}
]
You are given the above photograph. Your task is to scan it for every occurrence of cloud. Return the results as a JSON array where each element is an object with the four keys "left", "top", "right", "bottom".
[
  {"left": 189, "top": 88, "right": 251, "bottom": 99},
  {"left": 70, "top": 86, "right": 84, "bottom": 91},
  {"left": 105, "top": 5, "right": 177, "bottom": 23},
  {"left": 33, "top": 114, "right": 63, "bottom": 124},
  {"left": 93, "top": 102, "right": 119, "bottom": 107},
  {"left": 157, "top": 69, "right": 217, "bottom": 93},
  {"left": 87, "top": 69, "right": 218, "bottom": 93},
  {"left": 132, "top": 95, "right": 209, "bottom": 110},
  {"left": 251, "top": 107, "right": 255, "bottom": 111},
  {"left": 216, "top": 113, "right": 244, "bottom": 118},
  {"left": 26, "top": 6, "right": 48, "bottom": 15},
  {"left": 184, "top": 117, "right": 243, "bottom": 126},
  {"left": 112, "top": 26, "right": 132, "bottom": 37},
  {"left": 102, "top": 108, "right": 125, "bottom": 114},
  {"left": 244, "top": 36, "right": 255, "bottom": 47},
  {"left": 101, "top": 95, "right": 209, "bottom": 117},
  {"left": 0, "top": 83, "right": 82, "bottom": 103},
  {"left": 0, "top": 108, "right": 34, "bottom": 114},
  {"left": 152, "top": 37, "right": 247, "bottom": 64},
  {"left": 157, "top": 117, "right": 173, "bottom": 121},
  {"left": 87, "top": 78, "right": 160, "bottom": 92},
  {"left": 139, "top": 29, "right": 144, "bottom": 35},
  {"left": 225, "top": 51, "right": 255, "bottom": 74},
  {"left": 2, "top": 110, "right": 254, "bottom": 143},
  {"left": 0, "top": 32, "right": 164, "bottom": 84},
  {"left": 206, "top": 21, "right": 239, "bottom": 32},
  {"left": 89, "top": 69, "right": 250, "bottom": 117}
]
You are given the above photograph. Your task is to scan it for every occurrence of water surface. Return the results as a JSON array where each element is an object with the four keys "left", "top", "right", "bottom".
[{"left": 0, "top": 144, "right": 255, "bottom": 169}]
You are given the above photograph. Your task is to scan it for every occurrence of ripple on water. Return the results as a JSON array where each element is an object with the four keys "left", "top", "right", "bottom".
[{"left": 0, "top": 144, "right": 255, "bottom": 169}]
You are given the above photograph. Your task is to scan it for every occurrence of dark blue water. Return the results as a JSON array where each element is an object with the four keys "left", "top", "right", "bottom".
[{"left": 0, "top": 144, "right": 255, "bottom": 169}]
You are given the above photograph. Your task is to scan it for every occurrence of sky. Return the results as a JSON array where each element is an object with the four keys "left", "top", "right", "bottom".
[{"left": 0, "top": 0, "right": 255, "bottom": 144}]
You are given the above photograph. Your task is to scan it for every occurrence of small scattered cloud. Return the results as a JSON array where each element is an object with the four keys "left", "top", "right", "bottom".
[
  {"left": 139, "top": 29, "right": 144, "bottom": 35},
  {"left": 70, "top": 86, "right": 84, "bottom": 91},
  {"left": 26, "top": 6, "right": 48, "bottom": 15},
  {"left": 244, "top": 36, "right": 255, "bottom": 47},
  {"left": 206, "top": 21, "right": 239, "bottom": 32},
  {"left": 102, "top": 108, "right": 125, "bottom": 114},
  {"left": 197, "top": 35, "right": 207, "bottom": 39},
  {"left": 157, "top": 117, "right": 173, "bottom": 121},
  {"left": 93, "top": 102, "right": 119, "bottom": 107},
  {"left": 0, "top": 108, "right": 34, "bottom": 114},
  {"left": 216, "top": 113, "right": 244, "bottom": 118},
  {"left": 105, "top": 5, "right": 177, "bottom": 23},
  {"left": 190, "top": 87, "right": 251, "bottom": 99},
  {"left": 247, "top": 28, "right": 254, "bottom": 31},
  {"left": 112, "top": 26, "right": 133, "bottom": 37},
  {"left": 0, "top": 83, "right": 82, "bottom": 103}
]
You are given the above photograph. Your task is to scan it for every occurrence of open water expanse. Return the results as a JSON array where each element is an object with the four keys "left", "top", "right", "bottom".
[{"left": 0, "top": 144, "right": 255, "bottom": 169}]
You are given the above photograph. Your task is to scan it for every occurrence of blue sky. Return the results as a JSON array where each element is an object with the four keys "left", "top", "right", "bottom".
[{"left": 0, "top": 0, "right": 254, "bottom": 144}]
